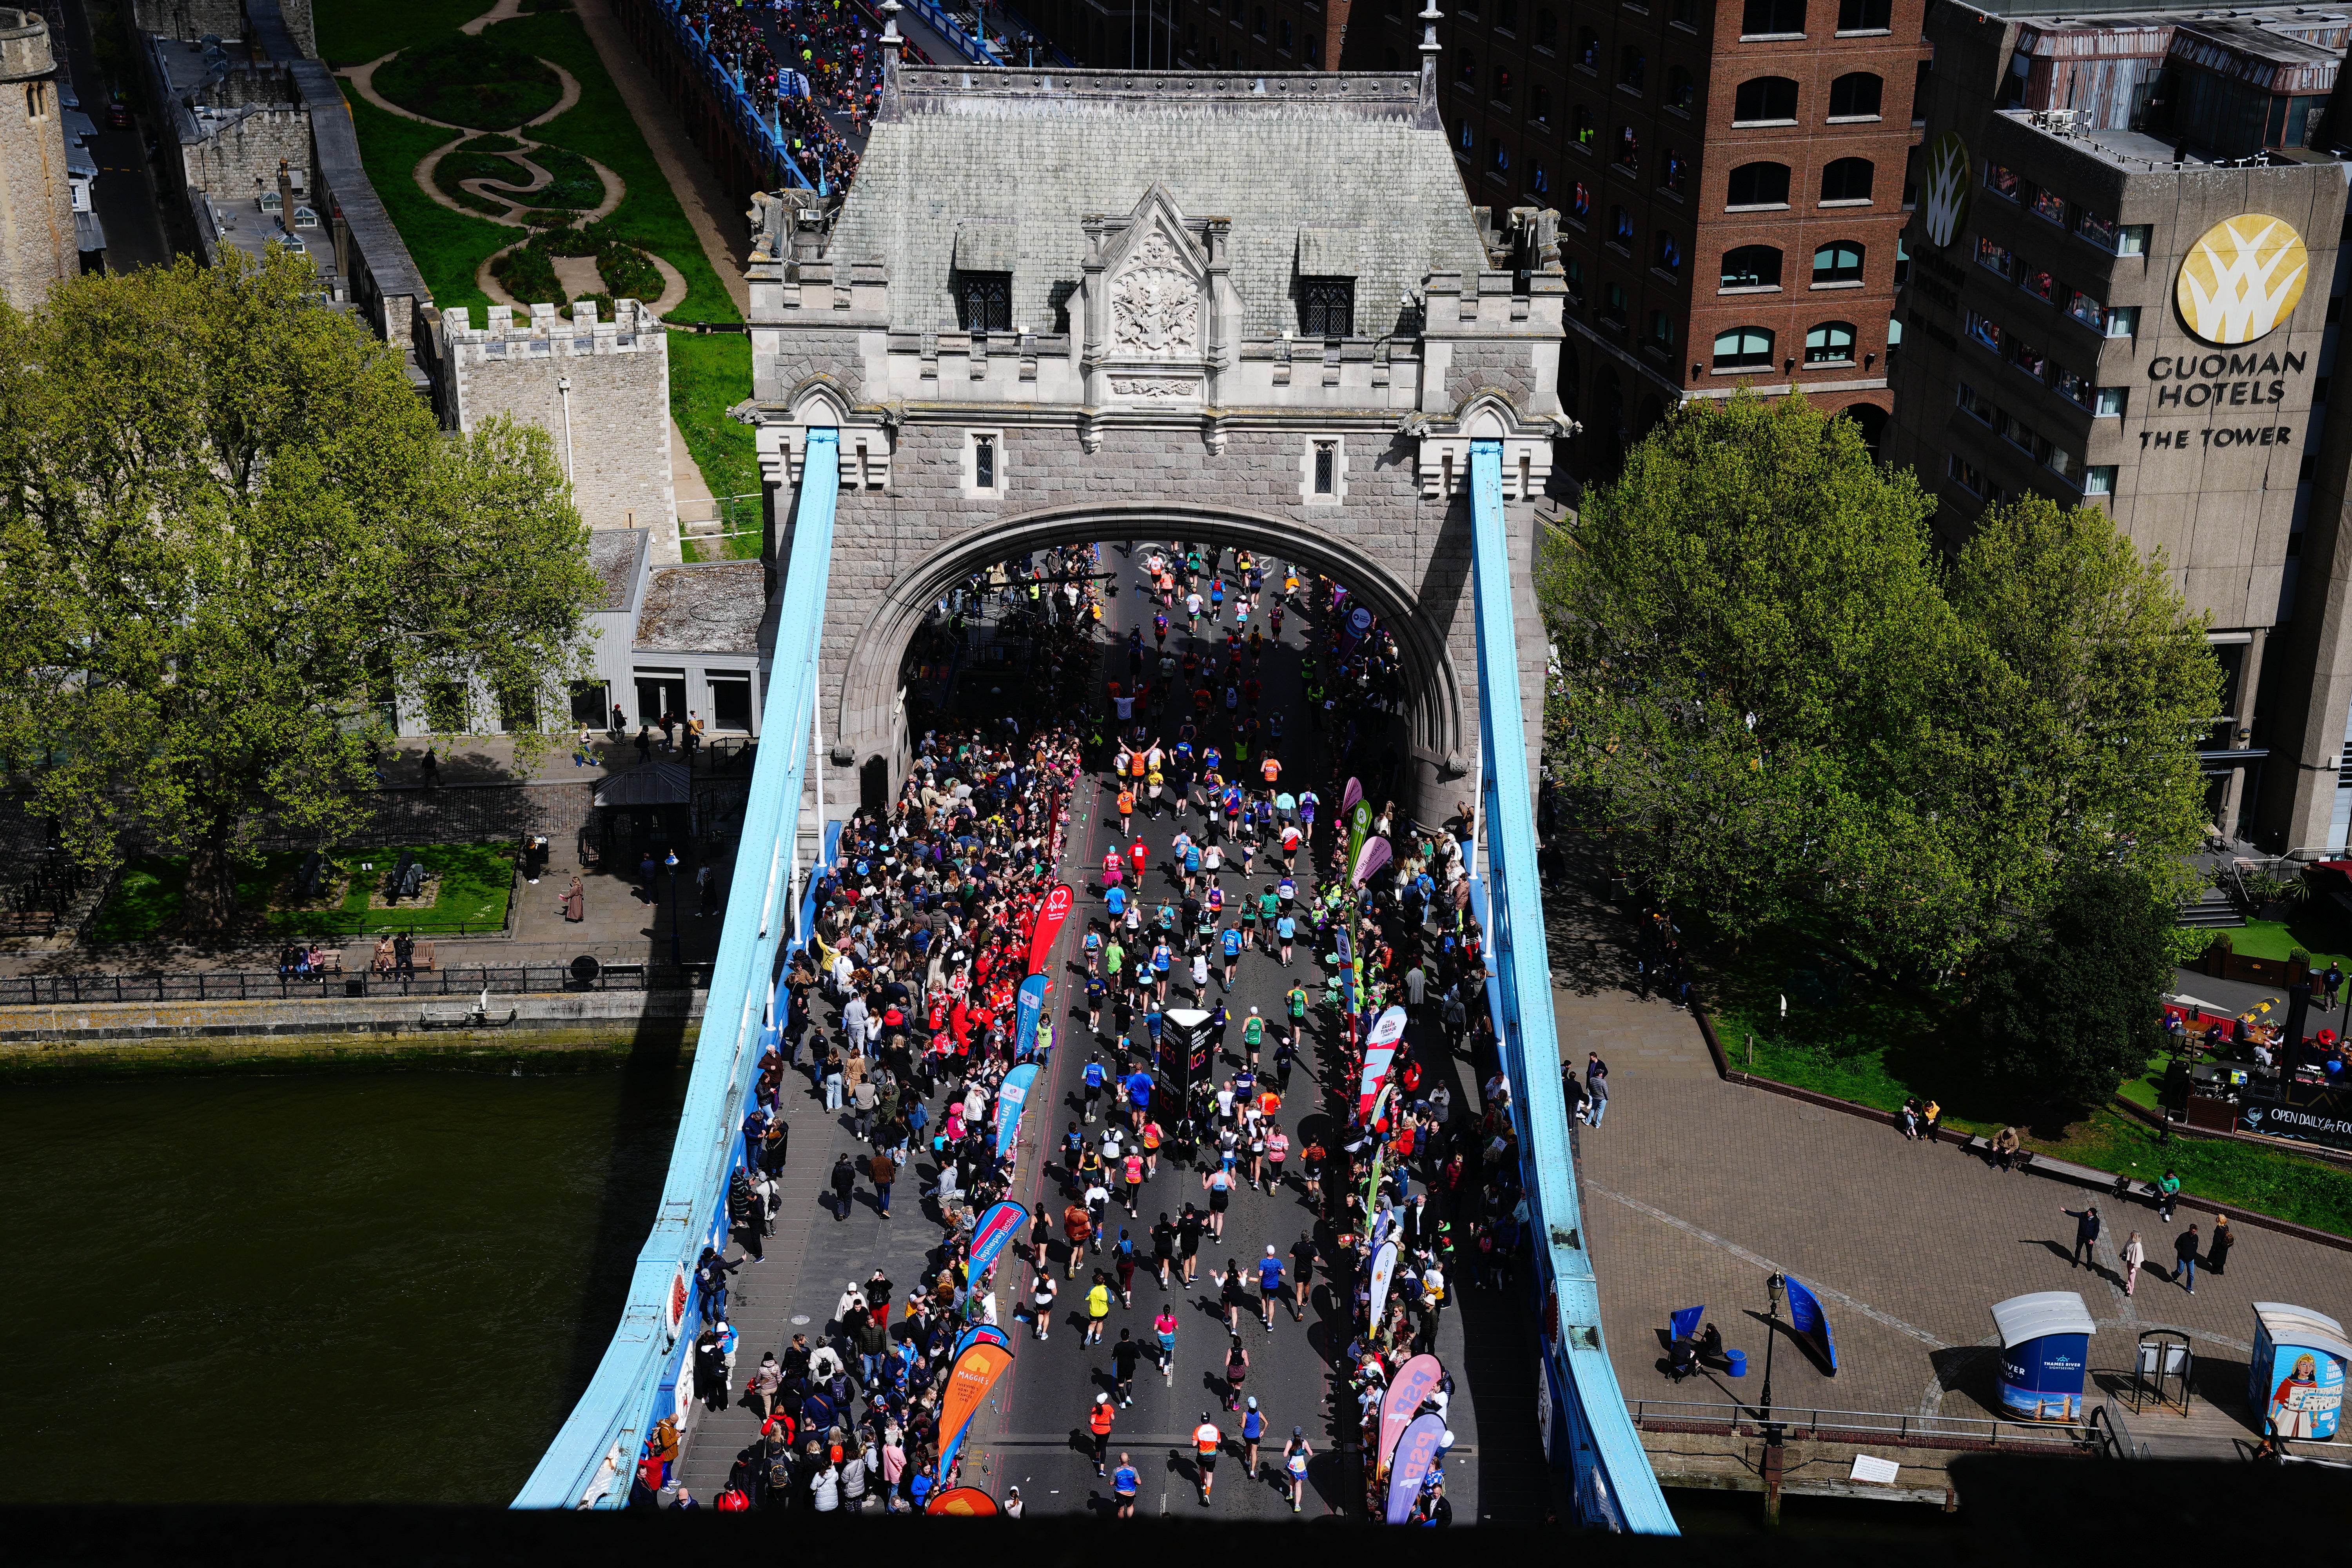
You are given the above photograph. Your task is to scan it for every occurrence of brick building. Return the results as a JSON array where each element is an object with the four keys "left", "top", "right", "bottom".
[{"left": 1015, "top": 1, "right": 1927, "bottom": 481}]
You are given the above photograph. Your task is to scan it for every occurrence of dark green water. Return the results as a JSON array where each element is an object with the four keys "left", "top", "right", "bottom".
[{"left": 0, "top": 1065, "right": 686, "bottom": 1503}]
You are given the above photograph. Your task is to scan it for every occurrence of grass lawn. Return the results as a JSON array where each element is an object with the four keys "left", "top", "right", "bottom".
[
  {"left": 1704, "top": 931, "right": 2352, "bottom": 1236},
  {"left": 670, "top": 333, "right": 761, "bottom": 560},
  {"left": 2207, "top": 911, "right": 2352, "bottom": 970},
  {"left": 339, "top": 87, "right": 511, "bottom": 315},
  {"left": 91, "top": 845, "right": 515, "bottom": 942},
  {"left": 315, "top": 0, "right": 493, "bottom": 64}
]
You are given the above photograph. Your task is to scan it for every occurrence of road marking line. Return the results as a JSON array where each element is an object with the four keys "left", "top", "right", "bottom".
[{"left": 1584, "top": 1181, "right": 1949, "bottom": 1349}]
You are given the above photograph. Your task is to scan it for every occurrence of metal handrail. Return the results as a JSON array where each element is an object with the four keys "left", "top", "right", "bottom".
[
  {"left": 1628, "top": 1397, "right": 2094, "bottom": 1447},
  {"left": 0, "top": 964, "right": 713, "bottom": 1006}
]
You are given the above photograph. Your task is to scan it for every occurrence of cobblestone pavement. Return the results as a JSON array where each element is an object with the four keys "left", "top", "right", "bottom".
[{"left": 1560, "top": 983, "right": 2352, "bottom": 1440}]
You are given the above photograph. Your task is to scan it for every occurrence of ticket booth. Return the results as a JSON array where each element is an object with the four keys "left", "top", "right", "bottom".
[
  {"left": 2249, "top": 1302, "right": 2350, "bottom": 1440},
  {"left": 1992, "top": 1291, "right": 2095, "bottom": 1422}
]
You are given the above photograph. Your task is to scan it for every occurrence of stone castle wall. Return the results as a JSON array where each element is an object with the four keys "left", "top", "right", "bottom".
[
  {"left": 134, "top": 0, "right": 316, "bottom": 59},
  {"left": 440, "top": 300, "right": 677, "bottom": 550}
]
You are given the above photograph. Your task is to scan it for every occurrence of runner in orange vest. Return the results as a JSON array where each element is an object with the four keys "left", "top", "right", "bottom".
[{"left": 1089, "top": 1392, "right": 1116, "bottom": 1476}]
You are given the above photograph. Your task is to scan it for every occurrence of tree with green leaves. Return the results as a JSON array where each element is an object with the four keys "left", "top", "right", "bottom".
[
  {"left": 0, "top": 249, "right": 601, "bottom": 931},
  {"left": 1539, "top": 390, "right": 2221, "bottom": 971},
  {"left": 1537, "top": 390, "right": 1994, "bottom": 967},
  {"left": 1972, "top": 866, "right": 2174, "bottom": 1105},
  {"left": 1947, "top": 492, "right": 2223, "bottom": 920}
]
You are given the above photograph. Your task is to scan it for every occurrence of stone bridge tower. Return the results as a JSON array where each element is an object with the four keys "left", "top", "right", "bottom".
[{"left": 746, "top": 55, "right": 1571, "bottom": 827}]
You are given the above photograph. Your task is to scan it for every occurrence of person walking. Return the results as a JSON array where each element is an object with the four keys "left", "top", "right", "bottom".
[
  {"left": 1192, "top": 1412, "right": 1223, "bottom": 1506},
  {"left": 2119, "top": 1230, "right": 2145, "bottom": 1297},
  {"left": 1584, "top": 1054, "right": 1610, "bottom": 1127},
  {"left": 2061, "top": 1204, "right": 2102, "bottom": 1270},
  {"left": 1088, "top": 1392, "right": 1116, "bottom": 1476},
  {"left": 829, "top": 1152, "right": 857, "bottom": 1221},
  {"left": 2172, "top": 1223, "right": 2201, "bottom": 1294},
  {"left": 2209, "top": 1214, "right": 2235, "bottom": 1277},
  {"left": 869, "top": 1148, "right": 896, "bottom": 1219},
  {"left": 1281, "top": 1428, "right": 1314, "bottom": 1513}
]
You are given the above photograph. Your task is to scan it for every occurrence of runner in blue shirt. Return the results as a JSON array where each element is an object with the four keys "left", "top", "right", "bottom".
[
  {"left": 1106, "top": 884, "right": 1127, "bottom": 921},
  {"left": 1256, "top": 1247, "right": 1284, "bottom": 1332},
  {"left": 1275, "top": 912, "right": 1298, "bottom": 965},
  {"left": 1220, "top": 924, "right": 1244, "bottom": 989},
  {"left": 1125, "top": 1068, "right": 1155, "bottom": 1125},
  {"left": 1298, "top": 790, "right": 1319, "bottom": 832},
  {"left": 1112, "top": 1455, "right": 1141, "bottom": 1517},
  {"left": 1240, "top": 1393, "right": 1269, "bottom": 1473},
  {"left": 1083, "top": 1056, "right": 1108, "bottom": 1123}
]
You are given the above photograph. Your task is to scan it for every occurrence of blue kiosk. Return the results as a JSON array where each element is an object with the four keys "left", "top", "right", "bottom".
[
  {"left": 1992, "top": 1291, "right": 2095, "bottom": 1423},
  {"left": 2249, "top": 1302, "right": 2350, "bottom": 1441}
]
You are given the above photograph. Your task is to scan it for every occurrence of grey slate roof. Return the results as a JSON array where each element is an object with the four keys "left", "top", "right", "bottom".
[{"left": 831, "top": 67, "right": 1488, "bottom": 338}]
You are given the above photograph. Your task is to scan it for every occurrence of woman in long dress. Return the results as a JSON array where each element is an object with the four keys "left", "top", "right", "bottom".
[{"left": 561, "top": 875, "right": 584, "bottom": 922}]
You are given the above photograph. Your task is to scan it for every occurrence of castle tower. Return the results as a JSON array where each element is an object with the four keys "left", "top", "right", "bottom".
[{"left": 0, "top": 8, "right": 75, "bottom": 311}]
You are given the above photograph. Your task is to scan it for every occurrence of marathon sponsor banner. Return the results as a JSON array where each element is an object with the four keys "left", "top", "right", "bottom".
[
  {"left": 1352, "top": 835, "right": 1392, "bottom": 888},
  {"left": 994, "top": 1063, "right": 1040, "bottom": 1160},
  {"left": 936, "top": 1339, "right": 1016, "bottom": 1475},
  {"left": 1013, "top": 973, "right": 1050, "bottom": 1062},
  {"left": 1379, "top": 1353, "right": 1446, "bottom": 1472},
  {"left": 952, "top": 1323, "right": 1013, "bottom": 1364},
  {"left": 1385, "top": 1412, "right": 1446, "bottom": 1523},
  {"left": 1028, "top": 882, "right": 1076, "bottom": 974},
  {"left": 1340, "top": 776, "right": 1363, "bottom": 820},
  {"left": 924, "top": 1485, "right": 998, "bottom": 1515},
  {"left": 1357, "top": 1005, "right": 1408, "bottom": 1116},
  {"left": 1368, "top": 1238, "right": 1400, "bottom": 1330},
  {"left": 1347, "top": 799, "right": 1373, "bottom": 873},
  {"left": 967, "top": 1201, "right": 1029, "bottom": 1279}
]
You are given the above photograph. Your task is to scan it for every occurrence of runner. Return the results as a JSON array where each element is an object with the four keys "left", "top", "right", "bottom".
[
  {"left": 1192, "top": 1411, "right": 1223, "bottom": 1505},
  {"left": 1256, "top": 1245, "right": 1284, "bottom": 1332},
  {"left": 1088, "top": 1392, "right": 1115, "bottom": 1475},
  {"left": 1282, "top": 1428, "right": 1313, "bottom": 1512},
  {"left": 1112, "top": 1452, "right": 1141, "bottom": 1517}
]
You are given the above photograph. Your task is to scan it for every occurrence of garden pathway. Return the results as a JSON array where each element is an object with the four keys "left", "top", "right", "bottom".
[
  {"left": 475, "top": 243, "right": 686, "bottom": 315},
  {"left": 569, "top": 0, "right": 752, "bottom": 314}
]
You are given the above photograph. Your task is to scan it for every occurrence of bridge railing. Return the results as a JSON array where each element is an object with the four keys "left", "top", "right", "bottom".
[
  {"left": 513, "top": 431, "right": 842, "bottom": 1509},
  {"left": 644, "top": 0, "right": 819, "bottom": 191},
  {"left": 1467, "top": 438, "right": 1677, "bottom": 1534}
]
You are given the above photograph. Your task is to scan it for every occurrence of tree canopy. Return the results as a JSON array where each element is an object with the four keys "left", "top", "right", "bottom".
[
  {"left": 1538, "top": 391, "right": 2220, "bottom": 969},
  {"left": 1973, "top": 866, "right": 2175, "bottom": 1105},
  {"left": 0, "top": 249, "right": 601, "bottom": 930}
]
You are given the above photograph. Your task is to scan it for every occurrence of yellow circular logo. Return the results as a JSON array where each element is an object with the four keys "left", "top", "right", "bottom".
[{"left": 2176, "top": 215, "right": 2310, "bottom": 346}]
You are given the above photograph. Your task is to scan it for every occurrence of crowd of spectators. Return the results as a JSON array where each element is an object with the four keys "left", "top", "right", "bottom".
[{"left": 681, "top": 0, "right": 893, "bottom": 191}]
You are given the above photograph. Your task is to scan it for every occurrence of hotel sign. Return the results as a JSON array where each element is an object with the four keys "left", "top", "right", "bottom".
[{"left": 2176, "top": 215, "right": 2310, "bottom": 347}]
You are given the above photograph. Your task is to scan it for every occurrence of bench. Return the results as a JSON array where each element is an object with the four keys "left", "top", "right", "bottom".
[{"left": 1960, "top": 1135, "right": 2157, "bottom": 1200}]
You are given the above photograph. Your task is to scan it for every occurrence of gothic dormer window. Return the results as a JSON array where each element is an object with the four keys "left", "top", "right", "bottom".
[
  {"left": 956, "top": 271, "right": 1011, "bottom": 332},
  {"left": 1300, "top": 278, "right": 1354, "bottom": 338}
]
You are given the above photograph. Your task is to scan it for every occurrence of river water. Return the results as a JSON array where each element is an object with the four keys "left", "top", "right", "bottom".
[{"left": 0, "top": 1064, "right": 686, "bottom": 1504}]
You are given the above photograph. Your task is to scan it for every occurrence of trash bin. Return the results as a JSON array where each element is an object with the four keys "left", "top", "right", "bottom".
[{"left": 1725, "top": 1349, "right": 1747, "bottom": 1378}]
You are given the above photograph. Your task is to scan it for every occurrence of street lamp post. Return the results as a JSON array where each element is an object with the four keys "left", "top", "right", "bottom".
[
  {"left": 1759, "top": 1270, "right": 1788, "bottom": 1523},
  {"left": 665, "top": 849, "right": 682, "bottom": 967}
]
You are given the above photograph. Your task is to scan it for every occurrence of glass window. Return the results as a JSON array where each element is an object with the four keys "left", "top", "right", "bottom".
[
  {"left": 1564, "top": 255, "right": 1584, "bottom": 298},
  {"left": 1722, "top": 245, "right": 1782, "bottom": 289},
  {"left": 1813, "top": 241, "right": 1864, "bottom": 283},
  {"left": 1743, "top": 0, "right": 1806, "bottom": 34},
  {"left": 1648, "top": 309, "right": 1677, "bottom": 348},
  {"left": 1571, "top": 181, "right": 1592, "bottom": 218},
  {"left": 2093, "top": 386, "right": 2128, "bottom": 417},
  {"left": 1804, "top": 321, "right": 1857, "bottom": 364},
  {"left": 1622, "top": 47, "right": 1646, "bottom": 90},
  {"left": 1828, "top": 72, "right": 1882, "bottom": 118},
  {"left": 1956, "top": 380, "right": 1994, "bottom": 423},
  {"left": 1536, "top": 8, "right": 1557, "bottom": 46},
  {"left": 1497, "top": 0, "right": 1519, "bottom": 29},
  {"left": 2053, "top": 365, "right": 2091, "bottom": 407},
  {"left": 1494, "top": 66, "right": 1513, "bottom": 104},
  {"left": 2032, "top": 187, "right": 2067, "bottom": 225},
  {"left": 1603, "top": 281, "right": 1629, "bottom": 324},
  {"left": 1837, "top": 0, "right": 1889, "bottom": 27},
  {"left": 1728, "top": 162, "right": 1791, "bottom": 207},
  {"left": 2117, "top": 225, "right": 2150, "bottom": 256},
  {"left": 1617, "top": 125, "right": 1641, "bottom": 169},
  {"left": 1668, "top": 65, "right": 1694, "bottom": 111},
  {"left": 1301, "top": 278, "right": 1355, "bottom": 336},
  {"left": 1533, "top": 160, "right": 1550, "bottom": 194},
  {"left": 1949, "top": 452, "right": 1989, "bottom": 495},
  {"left": 2076, "top": 209, "right": 2117, "bottom": 249},
  {"left": 1577, "top": 25, "right": 1599, "bottom": 68},
  {"left": 1532, "top": 83, "right": 1551, "bottom": 124},
  {"left": 1574, "top": 103, "right": 1595, "bottom": 147},
  {"left": 1734, "top": 77, "right": 1799, "bottom": 123},
  {"left": 1662, "top": 147, "right": 1688, "bottom": 193},
  {"left": 1820, "top": 157, "right": 1874, "bottom": 203},
  {"left": 973, "top": 434, "right": 996, "bottom": 489},
  {"left": 1714, "top": 326, "right": 1775, "bottom": 367},
  {"left": 1656, "top": 230, "right": 1684, "bottom": 275},
  {"left": 2007, "top": 335, "right": 2047, "bottom": 381},
  {"left": 1612, "top": 204, "right": 1634, "bottom": 244},
  {"left": 956, "top": 270, "right": 1012, "bottom": 332},
  {"left": 2085, "top": 465, "right": 2116, "bottom": 496},
  {"left": 2105, "top": 306, "right": 2139, "bottom": 339},
  {"left": 2019, "top": 264, "right": 2060, "bottom": 303},
  {"left": 1965, "top": 310, "right": 2002, "bottom": 352},
  {"left": 1984, "top": 162, "right": 2021, "bottom": 201},
  {"left": 2067, "top": 290, "right": 2107, "bottom": 331},
  {"left": 1314, "top": 442, "right": 1337, "bottom": 495},
  {"left": 1977, "top": 237, "right": 2014, "bottom": 279}
]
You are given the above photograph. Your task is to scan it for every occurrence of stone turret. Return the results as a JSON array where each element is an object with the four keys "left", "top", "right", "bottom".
[{"left": 0, "top": 8, "right": 76, "bottom": 310}]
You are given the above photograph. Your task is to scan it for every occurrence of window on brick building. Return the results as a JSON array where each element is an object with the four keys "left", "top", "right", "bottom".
[
  {"left": 1837, "top": 0, "right": 1890, "bottom": 29},
  {"left": 1577, "top": 26, "right": 1599, "bottom": 69},
  {"left": 1532, "top": 83, "right": 1551, "bottom": 124},
  {"left": 1603, "top": 281, "right": 1630, "bottom": 325},
  {"left": 1571, "top": 181, "right": 1591, "bottom": 218},
  {"left": 1648, "top": 309, "right": 1677, "bottom": 350},
  {"left": 1459, "top": 52, "right": 1477, "bottom": 83},
  {"left": 1536, "top": 8, "right": 1558, "bottom": 46},
  {"left": 1533, "top": 161, "right": 1550, "bottom": 195},
  {"left": 1255, "top": 7, "right": 1268, "bottom": 36},
  {"left": 1742, "top": 0, "right": 1805, "bottom": 35},
  {"left": 1733, "top": 76, "right": 1798, "bottom": 123},
  {"left": 1713, "top": 326, "right": 1774, "bottom": 368},
  {"left": 1727, "top": 161, "right": 1790, "bottom": 207},
  {"left": 955, "top": 270, "right": 1012, "bottom": 332},
  {"left": 1721, "top": 245, "right": 1782, "bottom": 289},
  {"left": 1667, "top": 65, "right": 1693, "bottom": 111},
  {"left": 1804, "top": 321, "right": 1858, "bottom": 364},
  {"left": 1498, "top": 0, "right": 1519, "bottom": 30},
  {"left": 1813, "top": 241, "right": 1864, "bottom": 283},
  {"left": 1820, "top": 157, "right": 1873, "bottom": 203},
  {"left": 1573, "top": 103, "right": 1595, "bottom": 147},
  {"left": 1828, "top": 72, "right": 1882, "bottom": 118},
  {"left": 1306, "top": 32, "right": 1321, "bottom": 65},
  {"left": 1494, "top": 66, "right": 1513, "bottom": 103},
  {"left": 1621, "top": 47, "right": 1646, "bottom": 91},
  {"left": 1301, "top": 277, "right": 1356, "bottom": 336},
  {"left": 1615, "top": 125, "right": 1640, "bottom": 170},
  {"left": 1280, "top": 17, "right": 1293, "bottom": 49},
  {"left": 1494, "top": 139, "right": 1512, "bottom": 172},
  {"left": 1611, "top": 204, "right": 1634, "bottom": 245},
  {"left": 1661, "top": 147, "right": 1688, "bottom": 193},
  {"left": 1563, "top": 254, "right": 1584, "bottom": 298},
  {"left": 1655, "top": 230, "right": 1683, "bottom": 276}
]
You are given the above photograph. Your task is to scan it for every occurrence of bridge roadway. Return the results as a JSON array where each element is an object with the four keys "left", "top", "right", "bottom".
[{"left": 671, "top": 537, "right": 1550, "bottom": 1518}]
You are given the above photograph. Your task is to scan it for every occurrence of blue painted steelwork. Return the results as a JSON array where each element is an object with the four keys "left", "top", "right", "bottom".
[
  {"left": 513, "top": 431, "right": 843, "bottom": 1508},
  {"left": 898, "top": 0, "right": 1009, "bottom": 64},
  {"left": 1467, "top": 439, "right": 1678, "bottom": 1534},
  {"left": 646, "top": 0, "right": 818, "bottom": 191}
]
